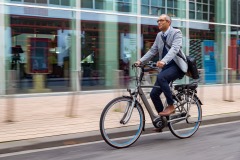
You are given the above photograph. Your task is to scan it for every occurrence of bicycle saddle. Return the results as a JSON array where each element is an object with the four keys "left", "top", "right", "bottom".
[{"left": 174, "top": 83, "right": 198, "bottom": 90}]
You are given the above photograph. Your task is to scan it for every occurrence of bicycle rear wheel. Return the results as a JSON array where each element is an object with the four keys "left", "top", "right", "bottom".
[
  {"left": 100, "top": 96, "right": 144, "bottom": 148},
  {"left": 168, "top": 97, "right": 202, "bottom": 139}
]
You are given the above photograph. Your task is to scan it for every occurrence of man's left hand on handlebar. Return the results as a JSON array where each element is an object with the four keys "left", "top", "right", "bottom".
[{"left": 156, "top": 61, "right": 165, "bottom": 68}]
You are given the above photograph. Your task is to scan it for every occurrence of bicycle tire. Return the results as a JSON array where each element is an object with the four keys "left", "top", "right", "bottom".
[
  {"left": 168, "top": 96, "right": 202, "bottom": 139},
  {"left": 100, "top": 96, "right": 144, "bottom": 149}
]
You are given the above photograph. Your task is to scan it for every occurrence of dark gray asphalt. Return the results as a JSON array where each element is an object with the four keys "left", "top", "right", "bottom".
[{"left": 1, "top": 121, "right": 240, "bottom": 160}]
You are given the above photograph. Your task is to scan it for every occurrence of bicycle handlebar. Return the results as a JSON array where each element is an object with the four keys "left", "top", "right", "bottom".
[{"left": 132, "top": 61, "right": 159, "bottom": 72}]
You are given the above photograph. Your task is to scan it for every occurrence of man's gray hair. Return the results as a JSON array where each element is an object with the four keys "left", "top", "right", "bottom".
[{"left": 160, "top": 14, "right": 172, "bottom": 24}]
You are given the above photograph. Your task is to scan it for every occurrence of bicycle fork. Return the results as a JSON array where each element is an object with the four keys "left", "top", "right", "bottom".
[{"left": 120, "top": 96, "right": 136, "bottom": 125}]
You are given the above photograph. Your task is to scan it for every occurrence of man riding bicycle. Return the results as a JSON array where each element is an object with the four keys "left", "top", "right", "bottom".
[{"left": 135, "top": 14, "right": 188, "bottom": 121}]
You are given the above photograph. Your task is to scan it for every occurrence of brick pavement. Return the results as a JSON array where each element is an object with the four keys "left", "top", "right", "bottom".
[{"left": 0, "top": 84, "right": 239, "bottom": 143}]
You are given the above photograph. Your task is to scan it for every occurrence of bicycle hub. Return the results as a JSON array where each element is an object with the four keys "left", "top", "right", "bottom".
[{"left": 153, "top": 117, "right": 167, "bottom": 129}]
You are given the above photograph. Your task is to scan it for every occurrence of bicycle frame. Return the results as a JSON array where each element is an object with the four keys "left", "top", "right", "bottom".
[
  {"left": 138, "top": 85, "right": 160, "bottom": 122},
  {"left": 126, "top": 65, "right": 201, "bottom": 126},
  {"left": 126, "top": 66, "right": 163, "bottom": 125}
]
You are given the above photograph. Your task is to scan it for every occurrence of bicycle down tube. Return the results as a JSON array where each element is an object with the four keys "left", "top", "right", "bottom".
[{"left": 138, "top": 85, "right": 160, "bottom": 122}]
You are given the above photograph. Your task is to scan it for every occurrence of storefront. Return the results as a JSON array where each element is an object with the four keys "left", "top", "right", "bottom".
[{"left": 0, "top": 0, "right": 239, "bottom": 95}]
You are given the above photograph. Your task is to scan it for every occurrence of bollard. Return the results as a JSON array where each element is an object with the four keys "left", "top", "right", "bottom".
[
  {"left": 229, "top": 68, "right": 234, "bottom": 101},
  {"left": 5, "top": 70, "right": 17, "bottom": 122},
  {"left": 223, "top": 68, "right": 234, "bottom": 102},
  {"left": 114, "top": 70, "right": 125, "bottom": 112},
  {"left": 114, "top": 70, "right": 124, "bottom": 97},
  {"left": 66, "top": 70, "right": 80, "bottom": 117}
]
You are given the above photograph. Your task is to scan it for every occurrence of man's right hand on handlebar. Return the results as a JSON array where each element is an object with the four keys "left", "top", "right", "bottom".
[{"left": 134, "top": 60, "right": 141, "bottom": 66}]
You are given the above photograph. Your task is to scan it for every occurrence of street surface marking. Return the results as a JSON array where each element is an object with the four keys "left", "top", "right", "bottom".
[{"left": 0, "top": 120, "right": 239, "bottom": 158}]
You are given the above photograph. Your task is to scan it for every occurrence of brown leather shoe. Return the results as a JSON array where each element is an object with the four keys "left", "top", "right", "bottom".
[
  {"left": 152, "top": 128, "right": 163, "bottom": 132},
  {"left": 159, "top": 105, "right": 175, "bottom": 116}
]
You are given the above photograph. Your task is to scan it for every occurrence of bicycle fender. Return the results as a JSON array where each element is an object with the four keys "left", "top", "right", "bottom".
[
  {"left": 122, "top": 96, "right": 146, "bottom": 131},
  {"left": 194, "top": 94, "right": 203, "bottom": 105}
]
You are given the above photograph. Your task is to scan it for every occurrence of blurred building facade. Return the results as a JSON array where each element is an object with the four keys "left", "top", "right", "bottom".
[{"left": 0, "top": 0, "right": 240, "bottom": 95}]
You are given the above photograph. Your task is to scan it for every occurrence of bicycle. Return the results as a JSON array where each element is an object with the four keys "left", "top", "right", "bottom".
[{"left": 99, "top": 62, "right": 202, "bottom": 148}]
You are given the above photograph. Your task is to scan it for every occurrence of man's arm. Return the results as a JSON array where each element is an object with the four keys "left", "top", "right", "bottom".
[{"left": 139, "top": 33, "right": 160, "bottom": 64}]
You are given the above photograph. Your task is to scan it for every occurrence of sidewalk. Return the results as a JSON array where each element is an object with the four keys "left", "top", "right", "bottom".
[{"left": 0, "top": 85, "right": 240, "bottom": 152}]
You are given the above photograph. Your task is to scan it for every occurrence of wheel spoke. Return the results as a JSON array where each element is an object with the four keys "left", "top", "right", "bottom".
[
  {"left": 168, "top": 97, "right": 202, "bottom": 139},
  {"left": 100, "top": 97, "right": 144, "bottom": 148}
]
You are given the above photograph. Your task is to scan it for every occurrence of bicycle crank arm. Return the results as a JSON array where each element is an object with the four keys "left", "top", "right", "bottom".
[
  {"left": 167, "top": 117, "right": 186, "bottom": 124},
  {"left": 186, "top": 120, "right": 202, "bottom": 124}
]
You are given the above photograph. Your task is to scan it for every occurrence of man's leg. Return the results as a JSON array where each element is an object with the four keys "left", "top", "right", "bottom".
[
  {"left": 157, "top": 65, "right": 184, "bottom": 116},
  {"left": 150, "top": 83, "right": 163, "bottom": 113}
]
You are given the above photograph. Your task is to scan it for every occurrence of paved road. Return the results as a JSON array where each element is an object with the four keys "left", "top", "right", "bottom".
[{"left": 1, "top": 121, "right": 240, "bottom": 160}]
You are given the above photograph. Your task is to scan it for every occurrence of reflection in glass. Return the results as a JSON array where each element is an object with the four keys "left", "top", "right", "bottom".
[
  {"left": 10, "top": 0, "right": 75, "bottom": 7},
  {"left": 81, "top": 13, "right": 137, "bottom": 90},
  {"left": 189, "top": 23, "right": 225, "bottom": 84},
  {"left": 229, "top": 27, "right": 240, "bottom": 82},
  {"left": 6, "top": 6, "right": 75, "bottom": 93},
  {"left": 81, "top": 0, "right": 93, "bottom": 8}
]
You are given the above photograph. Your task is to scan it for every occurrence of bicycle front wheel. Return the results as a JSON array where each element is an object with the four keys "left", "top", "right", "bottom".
[
  {"left": 168, "top": 97, "right": 202, "bottom": 139},
  {"left": 100, "top": 96, "right": 144, "bottom": 149}
]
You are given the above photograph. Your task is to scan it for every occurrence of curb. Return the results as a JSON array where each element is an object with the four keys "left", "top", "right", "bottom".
[{"left": 0, "top": 112, "right": 240, "bottom": 154}]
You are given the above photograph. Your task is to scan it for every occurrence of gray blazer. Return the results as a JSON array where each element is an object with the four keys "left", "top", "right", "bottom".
[{"left": 140, "top": 26, "right": 188, "bottom": 73}]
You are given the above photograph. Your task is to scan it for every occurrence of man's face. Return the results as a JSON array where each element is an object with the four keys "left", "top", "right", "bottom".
[{"left": 157, "top": 15, "right": 170, "bottom": 32}]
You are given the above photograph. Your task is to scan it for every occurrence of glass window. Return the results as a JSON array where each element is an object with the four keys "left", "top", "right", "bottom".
[
  {"left": 81, "top": 0, "right": 93, "bottom": 8},
  {"left": 228, "top": 26, "right": 240, "bottom": 82},
  {"left": 197, "top": 12, "right": 202, "bottom": 20},
  {"left": 203, "top": 0, "right": 208, "bottom": 4},
  {"left": 10, "top": 0, "right": 22, "bottom": 2},
  {"left": 81, "top": 12, "right": 138, "bottom": 90},
  {"left": 210, "top": 0, "right": 214, "bottom": 5},
  {"left": 189, "top": 2, "right": 195, "bottom": 10},
  {"left": 151, "top": 7, "right": 164, "bottom": 16},
  {"left": 210, "top": 5, "right": 214, "bottom": 13},
  {"left": 189, "top": 23, "right": 226, "bottom": 84},
  {"left": 117, "top": 2, "right": 131, "bottom": 12},
  {"left": 197, "top": 4, "right": 202, "bottom": 12},
  {"left": 95, "top": 0, "right": 113, "bottom": 11},
  {"left": 158, "top": 0, "right": 165, "bottom": 7},
  {"left": 61, "top": 0, "right": 70, "bottom": 6},
  {"left": 142, "top": 0, "right": 149, "bottom": 5},
  {"left": 141, "top": 5, "right": 149, "bottom": 15},
  {"left": 50, "top": 0, "right": 60, "bottom": 5},
  {"left": 24, "top": 0, "right": 35, "bottom": 3},
  {"left": 203, "top": 13, "right": 208, "bottom": 20},
  {"left": 24, "top": 0, "right": 47, "bottom": 3},
  {"left": 231, "top": 0, "right": 240, "bottom": 25},
  {"left": 174, "top": 0, "right": 178, "bottom": 8},
  {"left": 167, "top": 9, "right": 174, "bottom": 15},
  {"left": 174, "top": 9, "right": 178, "bottom": 17},
  {"left": 4, "top": 5, "right": 76, "bottom": 93},
  {"left": 36, "top": 0, "right": 47, "bottom": 3},
  {"left": 190, "top": 11, "right": 195, "bottom": 19},
  {"left": 203, "top": 5, "right": 208, "bottom": 12},
  {"left": 151, "top": 0, "right": 158, "bottom": 6},
  {"left": 167, "top": 0, "right": 173, "bottom": 8}
]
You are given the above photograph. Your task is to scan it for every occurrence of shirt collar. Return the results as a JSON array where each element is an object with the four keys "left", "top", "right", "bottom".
[{"left": 163, "top": 26, "right": 171, "bottom": 37}]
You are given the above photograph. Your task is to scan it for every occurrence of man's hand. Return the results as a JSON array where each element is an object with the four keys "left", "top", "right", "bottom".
[
  {"left": 135, "top": 60, "right": 141, "bottom": 66},
  {"left": 156, "top": 61, "right": 165, "bottom": 68}
]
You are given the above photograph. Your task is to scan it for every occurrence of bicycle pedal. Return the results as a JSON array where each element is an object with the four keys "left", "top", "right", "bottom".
[
  {"left": 181, "top": 112, "right": 187, "bottom": 117},
  {"left": 170, "top": 113, "right": 182, "bottom": 119}
]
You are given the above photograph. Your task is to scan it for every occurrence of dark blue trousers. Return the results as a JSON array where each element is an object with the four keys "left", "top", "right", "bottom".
[{"left": 150, "top": 64, "right": 184, "bottom": 113}]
